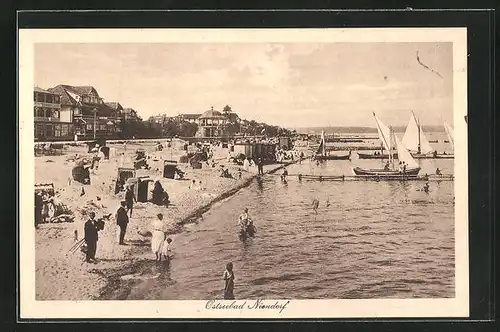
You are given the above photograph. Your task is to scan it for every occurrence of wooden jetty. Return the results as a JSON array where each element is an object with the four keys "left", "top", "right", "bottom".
[{"left": 274, "top": 173, "right": 454, "bottom": 182}]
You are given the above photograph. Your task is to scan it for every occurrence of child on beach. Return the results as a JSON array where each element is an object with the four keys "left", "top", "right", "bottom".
[
  {"left": 162, "top": 237, "right": 173, "bottom": 261},
  {"left": 223, "top": 262, "right": 235, "bottom": 300}
]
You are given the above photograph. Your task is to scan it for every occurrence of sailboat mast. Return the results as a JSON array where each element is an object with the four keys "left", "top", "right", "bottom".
[
  {"left": 389, "top": 127, "right": 393, "bottom": 167},
  {"left": 412, "top": 111, "right": 421, "bottom": 154}
]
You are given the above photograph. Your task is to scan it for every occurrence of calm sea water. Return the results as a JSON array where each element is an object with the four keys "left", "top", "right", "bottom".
[{"left": 107, "top": 152, "right": 455, "bottom": 300}]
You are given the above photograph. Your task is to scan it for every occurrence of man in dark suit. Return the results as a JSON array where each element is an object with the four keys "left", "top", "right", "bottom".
[
  {"left": 115, "top": 201, "right": 129, "bottom": 245},
  {"left": 257, "top": 157, "right": 264, "bottom": 175},
  {"left": 84, "top": 212, "right": 99, "bottom": 263},
  {"left": 125, "top": 186, "right": 136, "bottom": 217}
]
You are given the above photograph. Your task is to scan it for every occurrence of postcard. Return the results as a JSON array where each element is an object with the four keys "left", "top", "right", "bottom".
[{"left": 19, "top": 27, "right": 468, "bottom": 319}]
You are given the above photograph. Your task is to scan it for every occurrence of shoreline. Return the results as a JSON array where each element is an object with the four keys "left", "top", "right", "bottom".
[
  {"left": 34, "top": 140, "right": 297, "bottom": 301},
  {"left": 95, "top": 161, "right": 295, "bottom": 300}
]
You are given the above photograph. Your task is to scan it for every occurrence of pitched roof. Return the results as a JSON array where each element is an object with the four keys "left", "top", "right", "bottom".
[
  {"left": 63, "top": 85, "right": 99, "bottom": 97},
  {"left": 34, "top": 87, "right": 55, "bottom": 94},
  {"left": 122, "top": 108, "right": 137, "bottom": 114},
  {"left": 199, "top": 110, "right": 225, "bottom": 119},
  {"left": 47, "top": 85, "right": 75, "bottom": 105},
  {"left": 105, "top": 102, "right": 123, "bottom": 111},
  {"left": 178, "top": 113, "right": 201, "bottom": 118}
]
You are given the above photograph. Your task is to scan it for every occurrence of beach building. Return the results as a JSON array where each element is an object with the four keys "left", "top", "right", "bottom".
[
  {"left": 105, "top": 102, "right": 124, "bottom": 116},
  {"left": 176, "top": 113, "right": 201, "bottom": 123},
  {"left": 122, "top": 108, "right": 141, "bottom": 122},
  {"left": 48, "top": 85, "right": 122, "bottom": 139},
  {"left": 196, "top": 107, "right": 229, "bottom": 138},
  {"left": 34, "top": 87, "right": 75, "bottom": 141}
]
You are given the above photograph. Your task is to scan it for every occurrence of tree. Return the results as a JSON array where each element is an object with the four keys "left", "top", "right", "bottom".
[
  {"left": 178, "top": 121, "right": 198, "bottom": 137},
  {"left": 225, "top": 122, "right": 241, "bottom": 136},
  {"left": 222, "top": 105, "right": 232, "bottom": 116}
]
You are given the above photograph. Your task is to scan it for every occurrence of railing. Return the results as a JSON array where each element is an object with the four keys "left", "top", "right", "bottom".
[
  {"left": 34, "top": 101, "right": 61, "bottom": 109},
  {"left": 34, "top": 117, "right": 60, "bottom": 122}
]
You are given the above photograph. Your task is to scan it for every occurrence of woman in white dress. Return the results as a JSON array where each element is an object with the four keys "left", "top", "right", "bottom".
[
  {"left": 151, "top": 213, "right": 165, "bottom": 261},
  {"left": 243, "top": 158, "right": 250, "bottom": 172}
]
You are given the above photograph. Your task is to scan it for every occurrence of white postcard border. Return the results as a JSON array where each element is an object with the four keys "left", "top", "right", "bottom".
[{"left": 19, "top": 28, "right": 468, "bottom": 319}]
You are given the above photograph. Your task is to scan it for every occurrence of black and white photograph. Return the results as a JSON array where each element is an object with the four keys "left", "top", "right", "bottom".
[{"left": 19, "top": 28, "right": 468, "bottom": 319}]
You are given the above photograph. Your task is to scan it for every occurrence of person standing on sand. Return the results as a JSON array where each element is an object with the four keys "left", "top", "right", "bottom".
[
  {"left": 84, "top": 212, "right": 99, "bottom": 263},
  {"left": 223, "top": 262, "right": 235, "bottom": 300},
  {"left": 151, "top": 213, "right": 165, "bottom": 261},
  {"left": 257, "top": 157, "right": 264, "bottom": 175},
  {"left": 115, "top": 201, "right": 129, "bottom": 245},
  {"left": 125, "top": 186, "right": 136, "bottom": 217},
  {"left": 162, "top": 237, "right": 173, "bottom": 261}
]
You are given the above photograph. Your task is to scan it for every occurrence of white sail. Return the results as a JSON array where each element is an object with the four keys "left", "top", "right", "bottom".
[
  {"left": 444, "top": 121, "right": 454, "bottom": 150},
  {"left": 316, "top": 131, "right": 326, "bottom": 155},
  {"left": 402, "top": 112, "right": 433, "bottom": 154},
  {"left": 373, "top": 112, "right": 392, "bottom": 151},
  {"left": 395, "top": 134, "right": 419, "bottom": 168}
]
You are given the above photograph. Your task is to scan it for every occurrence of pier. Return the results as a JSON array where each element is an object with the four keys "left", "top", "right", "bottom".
[{"left": 273, "top": 173, "right": 454, "bottom": 182}]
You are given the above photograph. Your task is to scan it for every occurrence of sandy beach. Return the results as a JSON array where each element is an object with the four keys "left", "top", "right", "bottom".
[{"left": 35, "top": 141, "right": 293, "bottom": 300}]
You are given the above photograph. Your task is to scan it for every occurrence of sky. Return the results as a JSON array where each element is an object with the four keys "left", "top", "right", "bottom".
[{"left": 34, "top": 42, "right": 453, "bottom": 128}]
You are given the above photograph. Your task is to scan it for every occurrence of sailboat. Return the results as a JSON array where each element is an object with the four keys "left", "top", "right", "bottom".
[
  {"left": 402, "top": 111, "right": 435, "bottom": 158},
  {"left": 314, "top": 131, "right": 351, "bottom": 160},
  {"left": 443, "top": 120, "right": 454, "bottom": 151},
  {"left": 352, "top": 113, "right": 420, "bottom": 177}
]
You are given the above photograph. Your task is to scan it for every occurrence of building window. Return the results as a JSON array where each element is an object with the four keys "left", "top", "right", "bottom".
[
  {"left": 100, "top": 124, "right": 106, "bottom": 131},
  {"left": 61, "top": 124, "right": 69, "bottom": 137},
  {"left": 86, "top": 124, "right": 93, "bottom": 130},
  {"left": 55, "top": 124, "right": 61, "bottom": 137},
  {"left": 45, "top": 124, "right": 54, "bottom": 137},
  {"left": 52, "top": 110, "right": 59, "bottom": 118},
  {"left": 74, "top": 108, "right": 81, "bottom": 115},
  {"left": 35, "top": 123, "right": 45, "bottom": 138}
]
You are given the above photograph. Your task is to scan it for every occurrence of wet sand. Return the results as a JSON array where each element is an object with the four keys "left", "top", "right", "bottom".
[{"left": 35, "top": 141, "right": 293, "bottom": 300}]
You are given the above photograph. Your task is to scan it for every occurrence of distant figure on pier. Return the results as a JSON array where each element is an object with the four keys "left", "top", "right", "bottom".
[
  {"left": 423, "top": 182, "right": 430, "bottom": 193},
  {"left": 312, "top": 199, "right": 320, "bottom": 214},
  {"left": 384, "top": 161, "right": 390, "bottom": 171},
  {"left": 435, "top": 168, "right": 442, "bottom": 176},
  {"left": 223, "top": 262, "right": 235, "bottom": 300}
]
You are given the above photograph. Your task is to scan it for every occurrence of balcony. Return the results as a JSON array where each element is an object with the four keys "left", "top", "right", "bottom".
[
  {"left": 34, "top": 117, "right": 60, "bottom": 122},
  {"left": 34, "top": 101, "right": 61, "bottom": 109}
]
